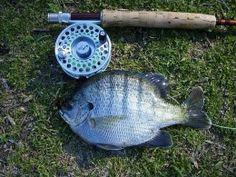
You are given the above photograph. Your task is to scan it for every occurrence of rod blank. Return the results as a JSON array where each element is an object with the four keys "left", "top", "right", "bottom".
[{"left": 216, "top": 19, "right": 236, "bottom": 26}]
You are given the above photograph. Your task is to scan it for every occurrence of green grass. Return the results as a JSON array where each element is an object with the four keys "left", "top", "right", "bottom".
[{"left": 0, "top": 0, "right": 236, "bottom": 176}]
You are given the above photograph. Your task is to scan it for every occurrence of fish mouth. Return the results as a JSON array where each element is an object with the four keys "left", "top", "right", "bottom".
[
  {"left": 59, "top": 109, "right": 64, "bottom": 118},
  {"left": 59, "top": 109, "right": 88, "bottom": 126},
  {"left": 59, "top": 110, "right": 70, "bottom": 123}
]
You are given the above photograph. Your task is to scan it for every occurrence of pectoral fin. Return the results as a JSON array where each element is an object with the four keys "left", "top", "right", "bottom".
[
  {"left": 88, "top": 116, "right": 125, "bottom": 129},
  {"left": 139, "top": 130, "right": 173, "bottom": 148}
]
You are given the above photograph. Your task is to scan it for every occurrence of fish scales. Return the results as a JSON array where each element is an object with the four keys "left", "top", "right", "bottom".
[
  {"left": 60, "top": 71, "right": 212, "bottom": 150},
  {"left": 73, "top": 72, "right": 171, "bottom": 146}
]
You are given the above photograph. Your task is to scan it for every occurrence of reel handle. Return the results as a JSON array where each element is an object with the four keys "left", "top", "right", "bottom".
[{"left": 101, "top": 10, "right": 217, "bottom": 29}]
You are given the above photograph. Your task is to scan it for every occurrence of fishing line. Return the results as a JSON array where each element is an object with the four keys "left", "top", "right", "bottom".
[
  {"left": 212, "top": 123, "right": 236, "bottom": 131},
  {"left": 167, "top": 95, "right": 180, "bottom": 105}
]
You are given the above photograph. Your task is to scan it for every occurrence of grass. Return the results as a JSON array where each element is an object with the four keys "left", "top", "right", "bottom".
[{"left": 0, "top": 0, "right": 236, "bottom": 176}]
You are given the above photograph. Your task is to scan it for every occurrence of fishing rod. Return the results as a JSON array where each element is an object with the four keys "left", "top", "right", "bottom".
[
  {"left": 48, "top": 10, "right": 236, "bottom": 79},
  {"left": 48, "top": 10, "right": 236, "bottom": 28}
]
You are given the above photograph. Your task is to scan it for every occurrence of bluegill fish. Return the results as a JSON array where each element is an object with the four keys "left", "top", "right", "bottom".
[{"left": 60, "top": 70, "right": 212, "bottom": 150}]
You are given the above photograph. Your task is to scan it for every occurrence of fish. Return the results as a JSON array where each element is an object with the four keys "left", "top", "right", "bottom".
[{"left": 59, "top": 70, "right": 212, "bottom": 150}]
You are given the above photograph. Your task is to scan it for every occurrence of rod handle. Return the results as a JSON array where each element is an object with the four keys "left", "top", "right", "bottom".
[{"left": 101, "top": 10, "right": 216, "bottom": 29}]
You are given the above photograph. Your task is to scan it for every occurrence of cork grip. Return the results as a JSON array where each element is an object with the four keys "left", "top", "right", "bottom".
[{"left": 101, "top": 10, "right": 216, "bottom": 29}]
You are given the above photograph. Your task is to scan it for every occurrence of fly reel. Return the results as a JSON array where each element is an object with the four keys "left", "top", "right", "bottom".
[{"left": 49, "top": 13, "right": 111, "bottom": 79}]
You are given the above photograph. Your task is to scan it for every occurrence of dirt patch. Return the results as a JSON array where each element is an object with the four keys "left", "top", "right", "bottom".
[
  {"left": 0, "top": 77, "right": 34, "bottom": 175},
  {"left": 187, "top": 37, "right": 214, "bottom": 60}
]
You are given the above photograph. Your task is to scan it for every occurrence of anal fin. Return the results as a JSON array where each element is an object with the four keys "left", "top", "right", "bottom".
[
  {"left": 139, "top": 130, "right": 173, "bottom": 148},
  {"left": 96, "top": 144, "right": 124, "bottom": 151}
]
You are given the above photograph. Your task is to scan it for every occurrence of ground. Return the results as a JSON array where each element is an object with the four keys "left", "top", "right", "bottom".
[{"left": 0, "top": 0, "right": 236, "bottom": 176}]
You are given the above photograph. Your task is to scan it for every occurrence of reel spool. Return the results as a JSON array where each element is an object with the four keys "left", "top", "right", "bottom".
[{"left": 55, "top": 23, "right": 111, "bottom": 79}]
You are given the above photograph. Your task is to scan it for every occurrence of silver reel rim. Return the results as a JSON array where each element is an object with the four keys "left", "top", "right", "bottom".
[{"left": 55, "top": 23, "right": 111, "bottom": 78}]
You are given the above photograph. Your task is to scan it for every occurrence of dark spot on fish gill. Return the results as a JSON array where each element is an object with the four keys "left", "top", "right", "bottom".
[{"left": 88, "top": 102, "right": 94, "bottom": 110}]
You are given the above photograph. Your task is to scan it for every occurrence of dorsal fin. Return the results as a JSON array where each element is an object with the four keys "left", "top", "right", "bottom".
[
  {"left": 143, "top": 73, "right": 169, "bottom": 98},
  {"left": 96, "top": 70, "right": 169, "bottom": 98}
]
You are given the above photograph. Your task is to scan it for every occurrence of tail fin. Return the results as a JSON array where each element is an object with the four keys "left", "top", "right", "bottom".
[{"left": 183, "top": 87, "right": 212, "bottom": 129}]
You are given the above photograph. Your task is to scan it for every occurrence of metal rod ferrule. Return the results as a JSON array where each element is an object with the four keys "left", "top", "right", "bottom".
[
  {"left": 48, "top": 12, "right": 101, "bottom": 24},
  {"left": 48, "top": 12, "right": 71, "bottom": 23}
]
